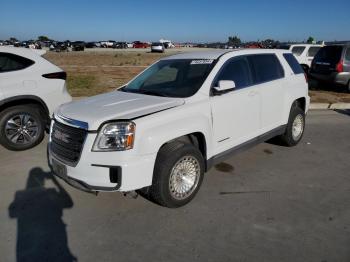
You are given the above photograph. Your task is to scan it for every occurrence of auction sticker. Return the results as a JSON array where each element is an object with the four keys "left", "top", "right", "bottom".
[{"left": 190, "top": 59, "right": 214, "bottom": 65}]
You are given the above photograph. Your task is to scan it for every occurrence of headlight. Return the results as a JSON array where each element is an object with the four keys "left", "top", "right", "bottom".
[{"left": 92, "top": 121, "right": 135, "bottom": 151}]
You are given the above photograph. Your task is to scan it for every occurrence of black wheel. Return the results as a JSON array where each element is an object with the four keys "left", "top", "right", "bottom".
[
  {"left": 347, "top": 81, "right": 350, "bottom": 93},
  {"left": 278, "top": 105, "right": 305, "bottom": 147},
  {"left": 147, "top": 141, "right": 205, "bottom": 208},
  {"left": 0, "top": 105, "right": 45, "bottom": 151}
]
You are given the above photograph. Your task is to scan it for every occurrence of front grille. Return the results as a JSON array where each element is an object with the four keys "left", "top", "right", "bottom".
[{"left": 50, "top": 121, "right": 87, "bottom": 166}]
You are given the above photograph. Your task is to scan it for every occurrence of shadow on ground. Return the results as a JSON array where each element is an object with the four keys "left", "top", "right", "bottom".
[{"left": 8, "top": 167, "right": 77, "bottom": 262}]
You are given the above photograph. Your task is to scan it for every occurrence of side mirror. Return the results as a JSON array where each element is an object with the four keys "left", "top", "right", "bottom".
[{"left": 212, "top": 80, "right": 235, "bottom": 95}]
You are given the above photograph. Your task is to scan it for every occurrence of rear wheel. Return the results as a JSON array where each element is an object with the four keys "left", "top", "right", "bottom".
[
  {"left": 278, "top": 105, "right": 305, "bottom": 147},
  {"left": 147, "top": 141, "right": 205, "bottom": 208},
  {"left": 0, "top": 105, "right": 45, "bottom": 151},
  {"left": 347, "top": 81, "right": 350, "bottom": 93}
]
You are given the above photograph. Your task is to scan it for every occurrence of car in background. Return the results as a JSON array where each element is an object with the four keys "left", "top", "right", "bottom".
[
  {"left": 71, "top": 41, "right": 85, "bottom": 51},
  {"left": 309, "top": 44, "right": 350, "bottom": 92},
  {"left": 133, "top": 41, "right": 149, "bottom": 48},
  {"left": 280, "top": 44, "right": 323, "bottom": 73},
  {"left": 151, "top": 42, "right": 165, "bottom": 53},
  {"left": 50, "top": 42, "right": 69, "bottom": 52},
  {"left": 0, "top": 47, "right": 72, "bottom": 150},
  {"left": 85, "top": 42, "right": 100, "bottom": 48},
  {"left": 114, "top": 42, "right": 128, "bottom": 49}
]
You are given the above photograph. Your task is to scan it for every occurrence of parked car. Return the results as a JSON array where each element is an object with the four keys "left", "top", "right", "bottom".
[
  {"left": 279, "top": 44, "right": 323, "bottom": 73},
  {"left": 309, "top": 44, "right": 350, "bottom": 92},
  {"left": 85, "top": 42, "right": 99, "bottom": 48},
  {"left": 50, "top": 42, "right": 68, "bottom": 52},
  {"left": 151, "top": 42, "right": 165, "bottom": 53},
  {"left": 0, "top": 47, "right": 72, "bottom": 150},
  {"left": 48, "top": 49, "right": 309, "bottom": 207},
  {"left": 71, "top": 41, "right": 85, "bottom": 51},
  {"left": 113, "top": 42, "right": 128, "bottom": 49},
  {"left": 133, "top": 41, "right": 149, "bottom": 48}
]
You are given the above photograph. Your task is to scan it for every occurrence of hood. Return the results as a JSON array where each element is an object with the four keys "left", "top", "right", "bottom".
[{"left": 56, "top": 91, "right": 185, "bottom": 130}]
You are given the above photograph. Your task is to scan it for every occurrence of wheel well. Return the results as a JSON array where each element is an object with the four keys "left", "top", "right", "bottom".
[
  {"left": 0, "top": 97, "right": 50, "bottom": 124},
  {"left": 294, "top": 97, "right": 306, "bottom": 112},
  {"left": 163, "top": 132, "right": 207, "bottom": 163}
]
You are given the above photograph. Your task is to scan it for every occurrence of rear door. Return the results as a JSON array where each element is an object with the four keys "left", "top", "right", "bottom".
[
  {"left": 210, "top": 56, "right": 261, "bottom": 154},
  {"left": 311, "top": 46, "right": 343, "bottom": 74},
  {"left": 247, "top": 54, "right": 285, "bottom": 133}
]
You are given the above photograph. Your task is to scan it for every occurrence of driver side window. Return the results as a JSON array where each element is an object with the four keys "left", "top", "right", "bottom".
[{"left": 215, "top": 56, "right": 253, "bottom": 89}]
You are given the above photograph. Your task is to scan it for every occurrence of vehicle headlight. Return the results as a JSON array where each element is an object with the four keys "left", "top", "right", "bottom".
[{"left": 92, "top": 121, "right": 135, "bottom": 151}]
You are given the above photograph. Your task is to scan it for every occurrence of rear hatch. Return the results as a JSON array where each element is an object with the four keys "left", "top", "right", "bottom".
[{"left": 311, "top": 46, "right": 343, "bottom": 75}]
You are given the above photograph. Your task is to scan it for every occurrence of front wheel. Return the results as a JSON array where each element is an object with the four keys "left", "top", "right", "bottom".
[
  {"left": 0, "top": 105, "right": 45, "bottom": 151},
  {"left": 279, "top": 105, "right": 305, "bottom": 147},
  {"left": 147, "top": 142, "right": 205, "bottom": 208}
]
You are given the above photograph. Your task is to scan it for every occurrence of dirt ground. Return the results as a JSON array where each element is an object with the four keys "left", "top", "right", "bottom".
[{"left": 44, "top": 51, "right": 350, "bottom": 102}]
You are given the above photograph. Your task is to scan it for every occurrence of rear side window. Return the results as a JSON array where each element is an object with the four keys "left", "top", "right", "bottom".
[
  {"left": 0, "top": 52, "right": 34, "bottom": 72},
  {"left": 283, "top": 53, "right": 304, "bottom": 74},
  {"left": 215, "top": 56, "right": 253, "bottom": 89},
  {"left": 248, "top": 54, "right": 284, "bottom": 84},
  {"left": 307, "top": 47, "right": 321, "bottom": 57},
  {"left": 291, "top": 46, "right": 306, "bottom": 56},
  {"left": 313, "top": 46, "right": 343, "bottom": 65},
  {"left": 345, "top": 48, "right": 350, "bottom": 61}
]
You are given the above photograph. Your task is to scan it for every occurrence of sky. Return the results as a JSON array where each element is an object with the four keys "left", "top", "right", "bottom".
[{"left": 1, "top": 0, "right": 349, "bottom": 43}]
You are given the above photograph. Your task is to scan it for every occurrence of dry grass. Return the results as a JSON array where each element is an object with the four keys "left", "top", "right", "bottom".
[{"left": 44, "top": 51, "right": 350, "bottom": 102}]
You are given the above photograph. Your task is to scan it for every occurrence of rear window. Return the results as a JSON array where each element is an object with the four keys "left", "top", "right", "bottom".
[
  {"left": 248, "top": 54, "right": 284, "bottom": 84},
  {"left": 291, "top": 46, "right": 306, "bottom": 56},
  {"left": 283, "top": 53, "right": 304, "bottom": 74},
  {"left": 0, "top": 52, "right": 34, "bottom": 73},
  {"left": 307, "top": 46, "right": 321, "bottom": 57},
  {"left": 313, "top": 46, "right": 343, "bottom": 65}
]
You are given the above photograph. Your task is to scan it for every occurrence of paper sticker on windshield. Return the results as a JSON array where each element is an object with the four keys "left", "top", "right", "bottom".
[{"left": 190, "top": 59, "right": 214, "bottom": 65}]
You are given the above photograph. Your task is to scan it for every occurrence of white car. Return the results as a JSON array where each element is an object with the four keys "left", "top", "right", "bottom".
[
  {"left": 0, "top": 47, "right": 72, "bottom": 150},
  {"left": 282, "top": 44, "right": 323, "bottom": 72},
  {"left": 49, "top": 49, "right": 309, "bottom": 207},
  {"left": 151, "top": 42, "right": 165, "bottom": 53}
]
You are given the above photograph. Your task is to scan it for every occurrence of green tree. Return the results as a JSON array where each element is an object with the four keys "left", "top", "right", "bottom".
[
  {"left": 307, "top": 36, "right": 315, "bottom": 44},
  {"left": 228, "top": 36, "right": 241, "bottom": 47},
  {"left": 9, "top": 37, "right": 18, "bottom": 42},
  {"left": 37, "top": 35, "right": 50, "bottom": 41}
]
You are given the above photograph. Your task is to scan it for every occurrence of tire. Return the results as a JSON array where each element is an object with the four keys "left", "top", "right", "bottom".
[
  {"left": 0, "top": 105, "right": 45, "bottom": 151},
  {"left": 278, "top": 105, "right": 305, "bottom": 147},
  {"left": 347, "top": 81, "right": 350, "bottom": 93},
  {"left": 147, "top": 141, "right": 205, "bottom": 208}
]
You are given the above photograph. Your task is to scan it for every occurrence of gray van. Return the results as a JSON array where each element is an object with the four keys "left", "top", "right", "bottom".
[{"left": 310, "top": 44, "right": 350, "bottom": 92}]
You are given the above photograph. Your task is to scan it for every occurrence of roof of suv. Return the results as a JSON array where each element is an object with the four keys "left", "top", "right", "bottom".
[
  {"left": 0, "top": 46, "right": 46, "bottom": 58},
  {"left": 162, "top": 48, "right": 290, "bottom": 60}
]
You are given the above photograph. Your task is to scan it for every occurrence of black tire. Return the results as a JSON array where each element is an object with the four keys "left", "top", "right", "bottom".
[
  {"left": 347, "top": 81, "right": 350, "bottom": 93},
  {"left": 278, "top": 105, "right": 305, "bottom": 147},
  {"left": 147, "top": 141, "right": 205, "bottom": 208},
  {"left": 0, "top": 105, "right": 45, "bottom": 151}
]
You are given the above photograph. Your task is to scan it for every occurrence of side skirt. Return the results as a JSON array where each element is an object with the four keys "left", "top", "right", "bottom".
[{"left": 206, "top": 125, "right": 286, "bottom": 170}]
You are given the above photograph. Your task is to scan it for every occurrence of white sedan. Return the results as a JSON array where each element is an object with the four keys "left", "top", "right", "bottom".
[{"left": 0, "top": 47, "right": 72, "bottom": 150}]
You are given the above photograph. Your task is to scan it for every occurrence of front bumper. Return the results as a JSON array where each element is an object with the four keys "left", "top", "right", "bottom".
[{"left": 48, "top": 132, "right": 157, "bottom": 192}]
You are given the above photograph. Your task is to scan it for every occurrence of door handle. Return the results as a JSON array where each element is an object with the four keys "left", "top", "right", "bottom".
[{"left": 248, "top": 91, "right": 258, "bottom": 97}]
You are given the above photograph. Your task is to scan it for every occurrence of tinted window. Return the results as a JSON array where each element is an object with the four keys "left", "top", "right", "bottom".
[
  {"left": 313, "top": 46, "right": 343, "bottom": 65},
  {"left": 291, "top": 46, "right": 306, "bottom": 56},
  {"left": 0, "top": 53, "right": 34, "bottom": 72},
  {"left": 215, "top": 57, "right": 253, "bottom": 89},
  {"left": 345, "top": 48, "right": 350, "bottom": 61},
  {"left": 248, "top": 54, "right": 284, "bottom": 83},
  {"left": 283, "top": 53, "right": 304, "bottom": 74},
  {"left": 307, "top": 46, "right": 321, "bottom": 57},
  {"left": 123, "top": 59, "right": 214, "bottom": 97}
]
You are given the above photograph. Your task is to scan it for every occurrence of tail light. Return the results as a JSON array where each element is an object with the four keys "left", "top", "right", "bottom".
[
  {"left": 304, "top": 73, "right": 308, "bottom": 83},
  {"left": 336, "top": 60, "right": 343, "bottom": 72},
  {"left": 42, "top": 71, "right": 67, "bottom": 80}
]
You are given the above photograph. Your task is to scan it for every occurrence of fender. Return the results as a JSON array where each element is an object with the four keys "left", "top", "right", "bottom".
[{"left": 0, "top": 95, "right": 49, "bottom": 116}]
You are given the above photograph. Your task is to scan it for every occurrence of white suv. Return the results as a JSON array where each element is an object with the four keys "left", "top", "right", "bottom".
[
  {"left": 281, "top": 44, "right": 323, "bottom": 72},
  {"left": 48, "top": 49, "right": 309, "bottom": 207},
  {"left": 0, "top": 47, "right": 72, "bottom": 150}
]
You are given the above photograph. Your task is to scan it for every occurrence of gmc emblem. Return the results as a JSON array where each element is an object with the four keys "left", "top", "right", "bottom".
[{"left": 53, "top": 130, "right": 70, "bottom": 143}]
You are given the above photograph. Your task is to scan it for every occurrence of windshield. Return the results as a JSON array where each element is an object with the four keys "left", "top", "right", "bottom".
[{"left": 121, "top": 59, "right": 215, "bottom": 98}]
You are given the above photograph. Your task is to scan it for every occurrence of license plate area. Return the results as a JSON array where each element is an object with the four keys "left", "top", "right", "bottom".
[{"left": 52, "top": 158, "right": 67, "bottom": 179}]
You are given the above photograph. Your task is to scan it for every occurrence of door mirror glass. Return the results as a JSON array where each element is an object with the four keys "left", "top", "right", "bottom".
[{"left": 213, "top": 80, "right": 235, "bottom": 94}]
